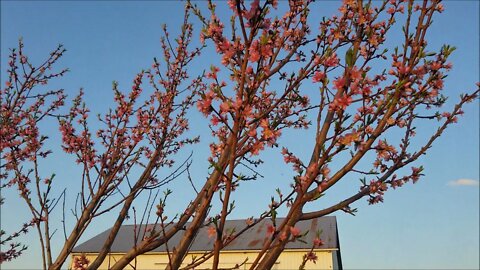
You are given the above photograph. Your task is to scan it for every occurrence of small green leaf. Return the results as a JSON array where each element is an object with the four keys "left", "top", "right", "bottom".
[{"left": 345, "top": 47, "right": 355, "bottom": 67}]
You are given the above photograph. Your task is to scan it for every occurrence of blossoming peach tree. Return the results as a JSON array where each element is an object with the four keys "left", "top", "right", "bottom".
[{"left": 1, "top": 0, "right": 478, "bottom": 269}]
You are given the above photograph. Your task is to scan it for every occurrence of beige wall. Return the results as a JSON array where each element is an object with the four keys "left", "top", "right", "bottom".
[{"left": 71, "top": 249, "right": 336, "bottom": 270}]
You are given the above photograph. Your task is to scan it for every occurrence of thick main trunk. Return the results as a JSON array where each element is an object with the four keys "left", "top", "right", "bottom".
[
  {"left": 109, "top": 209, "right": 195, "bottom": 270},
  {"left": 256, "top": 201, "right": 304, "bottom": 269},
  {"left": 165, "top": 173, "right": 222, "bottom": 269},
  {"left": 86, "top": 193, "right": 135, "bottom": 270},
  {"left": 108, "top": 241, "right": 151, "bottom": 270},
  {"left": 165, "top": 143, "right": 233, "bottom": 269},
  {"left": 88, "top": 148, "right": 167, "bottom": 269},
  {"left": 49, "top": 188, "right": 106, "bottom": 270}
]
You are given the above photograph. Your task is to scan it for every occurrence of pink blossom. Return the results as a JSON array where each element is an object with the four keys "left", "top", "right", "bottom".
[
  {"left": 329, "top": 94, "right": 352, "bottom": 111},
  {"left": 250, "top": 141, "right": 265, "bottom": 156},
  {"left": 248, "top": 128, "right": 257, "bottom": 137},
  {"left": 312, "top": 71, "right": 325, "bottom": 83},
  {"left": 313, "top": 237, "right": 324, "bottom": 247},
  {"left": 220, "top": 101, "right": 230, "bottom": 113},
  {"left": 289, "top": 226, "right": 301, "bottom": 237},
  {"left": 306, "top": 251, "right": 318, "bottom": 263},
  {"left": 73, "top": 254, "right": 90, "bottom": 270},
  {"left": 197, "top": 91, "right": 215, "bottom": 116},
  {"left": 279, "top": 231, "right": 288, "bottom": 241},
  {"left": 436, "top": 3, "right": 444, "bottom": 12},
  {"left": 333, "top": 77, "right": 345, "bottom": 90},
  {"left": 244, "top": 0, "right": 260, "bottom": 20},
  {"left": 266, "top": 224, "right": 276, "bottom": 236},
  {"left": 207, "top": 226, "right": 216, "bottom": 238},
  {"left": 324, "top": 53, "right": 339, "bottom": 67},
  {"left": 249, "top": 44, "right": 261, "bottom": 62}
]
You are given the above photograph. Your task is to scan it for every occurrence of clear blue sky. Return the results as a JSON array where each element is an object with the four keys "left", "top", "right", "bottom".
[{"left": 1, "top": 1, "right": 478, "bottom": 269}]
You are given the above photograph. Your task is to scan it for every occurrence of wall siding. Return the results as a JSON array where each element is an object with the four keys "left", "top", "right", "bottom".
[{"left": 72, "top": 250, "right": 335, "bottom": 270}]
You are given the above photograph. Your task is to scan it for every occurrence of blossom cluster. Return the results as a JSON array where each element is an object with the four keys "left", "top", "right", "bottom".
[{"left": 1, "top": 40, "right": 67, "bottom": 263}]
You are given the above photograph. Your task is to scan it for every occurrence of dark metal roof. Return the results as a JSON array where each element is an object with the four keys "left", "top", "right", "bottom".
[{"left": 72, "top": 216, "right": 339, "bottom": 253}]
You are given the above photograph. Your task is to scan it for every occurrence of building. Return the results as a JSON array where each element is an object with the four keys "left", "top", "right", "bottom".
[{"left": 71, "top": 216, "right": 342, "bottom": 269}]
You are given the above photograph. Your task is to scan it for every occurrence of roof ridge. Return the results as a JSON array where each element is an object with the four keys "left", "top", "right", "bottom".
[{"left": 117, "top": 216, "right": 336, "bottom": 227}]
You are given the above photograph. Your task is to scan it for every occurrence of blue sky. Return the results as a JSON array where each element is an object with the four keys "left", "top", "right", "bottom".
[{"left": 1, "top": 1, "right": 478, "bottom": 269}]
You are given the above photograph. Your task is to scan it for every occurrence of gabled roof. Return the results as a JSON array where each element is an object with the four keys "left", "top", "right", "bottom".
[{"left": 72, "top": 216, "right": 339, "bottom": 253}]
